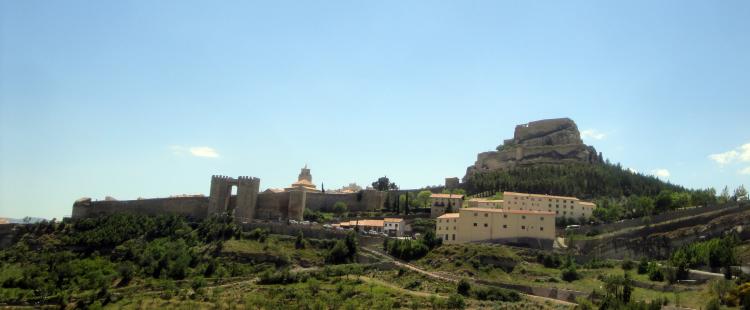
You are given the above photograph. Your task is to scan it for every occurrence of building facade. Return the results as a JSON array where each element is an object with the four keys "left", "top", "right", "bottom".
[
  {"left": 436, "top": 207, "right": 555, "bottom": 248},
  {"left": 383, "top": 218, "right": 405, "bottom": 237},
  {"left": 430, "top": 193, "right": 464, "bottom": 218},
  {"left": 467, "top": 192, "right": 596, "bottom": 220}
]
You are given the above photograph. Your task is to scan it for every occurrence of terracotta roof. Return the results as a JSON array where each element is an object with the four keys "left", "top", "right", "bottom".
[
  {"left": 504, "top": 191, "right": 580, "bottom": 201},
  {"left": 462, "top": 207, "right": 555, "bottom": 215},
  {"left": 437, "top": 213, "right": 460, "bottom": 219},
  {"left": 430, "top": 193, "right": 464, "bottom": 199},
  {"left": 337, "top": 219, "right": 384, "bottom": 227},
  {"left": 579, "top": 202, "right": 596, "bottom": 207},
  {"left": 469, "top": 198, "right": 503, "bottom": 203},
  {"left": 384, "top": 218, "right": 403, "bottom": 222}
]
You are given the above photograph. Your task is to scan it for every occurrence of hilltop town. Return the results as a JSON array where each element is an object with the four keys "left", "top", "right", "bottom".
[{"left": 1, "top": 118, "right": 749, "bottom": 309}]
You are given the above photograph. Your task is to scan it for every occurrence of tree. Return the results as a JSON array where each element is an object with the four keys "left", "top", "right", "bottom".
[
  {"left": 720, "top": 186, "right": 731, "bottom": 204},
  {"left": 735, "top": 185, "right": 749, "bottom": 202},
  {"left": 416, "top": 191, "right": 432, "bottom": 208},
  {"left": 332, "top": 202, "right": 348, "bottom": 217},
  {"left": 295, "top": 230, "right": 305, "bottom": 249},
  {"left": 372, "top": 176, "right": 398, "bottom": 191}
]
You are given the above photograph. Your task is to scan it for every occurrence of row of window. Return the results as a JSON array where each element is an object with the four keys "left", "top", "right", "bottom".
[
  {"left": 511, "top": 196, "right": 573, "bottom": 204},
  {"left": 471, "top": 222, "right": 544, "bottom": 231}
]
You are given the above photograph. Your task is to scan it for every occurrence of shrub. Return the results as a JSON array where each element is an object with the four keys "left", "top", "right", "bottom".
[
  {"left": 446, "top": 294, "right": 465, "bottom": 309},
  {"left": 472, "top": 286, "right": 521, "bottom": 302},
  {"left": 561, "top": 266, "right": 579, "bottom": 282},
  {"left": 621, "top": 259, "right": 635, "bottom": 271},
  {"left": 647, "top": 263, "right": 664, "bottom": 282},
  {"left": 456, "top": 279, "right": 471, "bottom": 296},
  {"left": 637, "top": 258, "right": 649, "bottom": 274},
  {"left": 705, "top": 298, "right": 721, "bottom": 310}
]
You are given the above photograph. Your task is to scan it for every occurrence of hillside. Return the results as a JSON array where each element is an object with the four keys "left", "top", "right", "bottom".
[{"left": 463, "top": 162, "right": 685, "bottom": 200}]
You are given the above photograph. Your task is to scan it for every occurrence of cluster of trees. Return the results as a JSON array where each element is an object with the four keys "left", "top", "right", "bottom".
[
  {"left": 670, "top": 234, "right": 739, "bottom": 276},
  {"left": 455, "top": 279, "right": 520, "bottom": 302},
  {"left": 371, "top": 176, "right": 398, "bottom": 191},
  {"left": 0, "top": 214, "right": 247, "bottom": 306},
  {"left": 465, "top": 162, "right": 749, "bottom": 223},
  {"left": 464, "top": 162, "right": 686, "bottom": 199},
  {"left": 382, "top": 231, "right": 442, "bottom": 261},
  {"left": 324, "top": 231, "right": 358, "bottom": 264}
]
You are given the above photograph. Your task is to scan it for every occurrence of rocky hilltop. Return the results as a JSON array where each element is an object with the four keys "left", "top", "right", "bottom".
[{"left": 464, "top": 118, "right": 602, "bottom": 178}]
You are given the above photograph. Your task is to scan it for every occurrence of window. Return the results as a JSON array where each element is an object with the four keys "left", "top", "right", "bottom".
[
  {"left": 438, "top": 226, "right": 441, "bottom": 230},
  {"left": 521, "top": 215, "right": 526, "bottom": 219},
  {"left": 474, "top": 213, "right": 478, "bottom": 216},
  {"left": 540, "top": 217, "right": 544, "bottom": 221},
  {"left": 444, "top": 234, "right": 448, "bottom": 240},
  {"left": 503, "top": 214, "right": 507, "bottom": 218},
  {"left": 521, "top": 225, "right": 526, "bottom": 230},
  {"left": 540, "top": 227, "right": 544, "bottom": 231},
  {"left": 502, "top": 224, "right": 507, "bottom": 228},
  {"left": 556, "top": 211, "right": 559, "bottom": 214},
  {"left": 484, "top": 223, "right": 488, "bottom": 227},
  {"left": 484, "top": 213, "right": 488, "bottom": 217},
  {"left": 395, "top": 224, "right": 398, "bottom": 228},
  {"left": 453, "top": 226, "right": 456, "bottom": 230},
  {"left": 473, "top": 223, "right": 477, "bottom": 227},
  {"left": 452, "top": 234, "right": 455, "bottom": 240}
]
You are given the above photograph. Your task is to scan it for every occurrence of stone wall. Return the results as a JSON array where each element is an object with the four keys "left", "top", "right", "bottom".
[
  {"left": 72, "top": 196, "right": 209, "bottom": 219},
  {"left": 305, "top": 190, "right": 387, "bottom": 212}
]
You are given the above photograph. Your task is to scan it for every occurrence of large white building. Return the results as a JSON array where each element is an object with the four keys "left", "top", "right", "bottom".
[
  {"left": 436, "top": 207, "right": 555, "bottom": 248},
  {"left": 467, "top": 192, "right": 596, "bottom": 220},
  {"left": 430, "top": 193, "right": 464, "bottom": 218}
]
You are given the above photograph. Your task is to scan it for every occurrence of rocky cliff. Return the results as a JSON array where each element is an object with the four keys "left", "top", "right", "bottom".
[{"left": 464, "top": 118, "right": 602, "bottom": 179}]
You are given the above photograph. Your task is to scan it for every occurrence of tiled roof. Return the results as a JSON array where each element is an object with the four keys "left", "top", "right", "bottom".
[
  {"left": 437, "top": 213, "right": 460, "bottom": 219},
  {"left": 430, "top": 193, "right": 464, "bottom": 199},
  {"left": 384, "top": 218, "right": 404, "bottom": 222},
  {"left": 462, "top": 207, "right": 555, "bottom": 215},
  {"left": 504, "top": 191, "right": 580, "bottom": 201}
]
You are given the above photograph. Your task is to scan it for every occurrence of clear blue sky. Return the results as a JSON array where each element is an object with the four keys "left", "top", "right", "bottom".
[{"left": 1, "top": 1, "right": 748, "bottom": 219}]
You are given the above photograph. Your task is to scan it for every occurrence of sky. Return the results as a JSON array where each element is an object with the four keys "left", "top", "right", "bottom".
[{"left": 1, "top": 1, "right": 749, "bottom": 219}]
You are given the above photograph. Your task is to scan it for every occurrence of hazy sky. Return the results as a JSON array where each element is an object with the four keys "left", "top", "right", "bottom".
[{"left": 1, "top": 1, "right": 749, "bottom": 219}]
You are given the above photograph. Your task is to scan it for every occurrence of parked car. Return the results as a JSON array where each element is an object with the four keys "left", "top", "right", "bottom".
[
  {"left": 301, "top": 221, "right": 310, "bottom": 225},
  {"left": 289, "top": 220, "right": 298, "bottom": 225}
]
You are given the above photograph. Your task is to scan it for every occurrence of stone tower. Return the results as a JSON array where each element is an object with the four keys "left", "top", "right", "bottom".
[
  {"left": 208, "top": 175, "right": 235, "bottom": 215},
  {"left": 235, "top": 176, "right": 260, "bottom": 222}
]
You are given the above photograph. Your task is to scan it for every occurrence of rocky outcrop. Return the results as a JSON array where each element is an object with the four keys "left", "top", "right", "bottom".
[{"left": 465, "top": 118, "right": 601, "bottom": 178}]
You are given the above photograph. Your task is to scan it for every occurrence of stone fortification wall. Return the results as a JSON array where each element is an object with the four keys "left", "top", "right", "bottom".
[
  {"left": 71, "top": 196, "right": 209, "bottom": 219},
  {"left": 256, "top": 192, "right": 291, "bottom": 221},
  {"left": 305, "top": 190, "right": 387, "bottom": 212}
]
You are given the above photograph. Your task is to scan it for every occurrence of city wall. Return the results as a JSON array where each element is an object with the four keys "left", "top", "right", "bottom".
[{"left": 72, "top": 196, "right": 209, "bottom": 219}]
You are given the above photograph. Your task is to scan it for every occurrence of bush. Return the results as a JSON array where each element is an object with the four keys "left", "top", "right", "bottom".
[
  {"left": 621, "top": 259, "right": 635, "bottom": 271},
  {"left": 637, "top": 258, "right": 649, "bottom": 274},
  {"left": 561, "top": 266, "right": 579, "bottom": 282},
  {"left": 472, "top": 286, "right": 521, "bottom": 302},
  {"left": 456, "top": 279, "right": 471, "bottom": 296},
  {"left": 647, "top": 263, "right": 664, "bottom": 282},
  {"left": 705, "top": 298, "right": 721, "bottom": 310},
  {"left": 446, "top": 294, "right": 465, "bottom": 309}
]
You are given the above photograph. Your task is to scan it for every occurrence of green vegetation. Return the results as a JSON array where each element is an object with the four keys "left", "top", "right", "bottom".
[
  {"left": 670, "top": 234, "right": 739, "bottom": 278},
  {"left": 0, "top": 214, "right": 364, "bottom": 308},
  {"left": 383, "top": 230, "right": 441, "bottom": 261},
  {"left": 464, "top": 162, "right": 740, "bottom": 223}
]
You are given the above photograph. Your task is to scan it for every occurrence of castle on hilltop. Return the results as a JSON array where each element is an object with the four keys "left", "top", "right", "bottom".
[{"left": 72, "top": 166, "right": 388, "bottom": 222}]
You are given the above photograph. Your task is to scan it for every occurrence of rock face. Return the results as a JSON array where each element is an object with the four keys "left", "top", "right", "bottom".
[{"left": 465, "top": 118, "right": 601, "bottom": 179}]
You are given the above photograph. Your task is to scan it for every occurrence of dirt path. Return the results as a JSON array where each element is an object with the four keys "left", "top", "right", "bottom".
[
  {"left": 357, "top": 276, "right": 446, "bottom": 299},
  {"left": 360, "top": 246, "right": 577, "bottom": 307}
]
